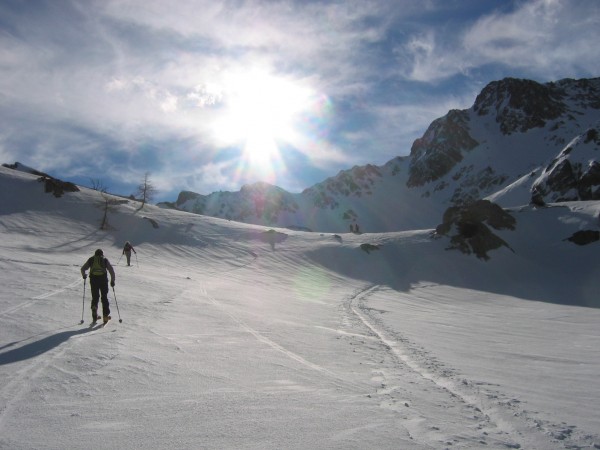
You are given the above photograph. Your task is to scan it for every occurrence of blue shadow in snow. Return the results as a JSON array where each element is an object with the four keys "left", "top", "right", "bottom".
[{"left": 0, "top": 326, "right": 96, "bottom": 366}]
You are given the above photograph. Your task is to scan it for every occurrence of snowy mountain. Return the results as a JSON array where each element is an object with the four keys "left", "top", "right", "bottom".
[
  {"left": 166, "top": 77, "right": 600, "bottom": 233},
  {"left": 1, "top": 163, "right": 599, "bottom": 449}
]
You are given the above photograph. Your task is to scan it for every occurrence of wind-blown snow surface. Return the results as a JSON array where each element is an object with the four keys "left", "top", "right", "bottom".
[{"left": 0, "top": 166, "right": 599, "bottom": 450}]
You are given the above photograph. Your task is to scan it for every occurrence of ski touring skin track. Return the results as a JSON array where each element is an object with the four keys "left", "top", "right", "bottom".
[{"left": 347, "top": 284, "right": 571, "bottom": 450}]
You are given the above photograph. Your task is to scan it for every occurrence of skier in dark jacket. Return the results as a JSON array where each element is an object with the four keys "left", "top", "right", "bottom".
[
  {"left": 122, "top": 241, "right": 137, "bottom": 266},
  {"left": 81, "top": 249, "right": 116, "bottom": 324}
]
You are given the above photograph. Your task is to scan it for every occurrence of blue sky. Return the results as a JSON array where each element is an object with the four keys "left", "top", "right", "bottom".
[{"left": 1, "top": 0, "right": 599, "bottom": 202}]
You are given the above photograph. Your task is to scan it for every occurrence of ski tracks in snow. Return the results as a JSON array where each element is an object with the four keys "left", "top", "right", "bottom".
[
  {"left": 346, "top": 284, "right": 569, "bottom": 450},
  {"left": 198, "top": 286, "right": 372, "bottom": 395},
  {"left": 0, "top": 277, "right": 82, "bottom": 317},
  {"left": 0, "top": 323, "right": 112, "bottom": 435},
  {"left": 0, "top": 278, "right": 116, "bottom": 436}
]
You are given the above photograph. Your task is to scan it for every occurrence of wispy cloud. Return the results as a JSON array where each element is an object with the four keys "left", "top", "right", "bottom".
[
  {"left": 463, "top": 0, "right": 600, "bottom": 78},
  {"left": 396, "top": 0, "right": 600, "bottom": 82},
  {"left": 0, "top": 0, "right": 598, "bottom": 200}
]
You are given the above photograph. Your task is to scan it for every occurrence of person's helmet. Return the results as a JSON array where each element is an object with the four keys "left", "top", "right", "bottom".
[{"left": 95, "top": 249, "right": 103, "bottom": 256}]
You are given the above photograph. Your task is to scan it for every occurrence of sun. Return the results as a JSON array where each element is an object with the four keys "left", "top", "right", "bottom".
[{"left": 212, "top": 68, "right": 314, "bottom": 176}]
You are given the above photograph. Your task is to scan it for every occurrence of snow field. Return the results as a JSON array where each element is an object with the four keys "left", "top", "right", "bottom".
[{"left": 0, "top": 166, "right": 599, "bottom": 449}]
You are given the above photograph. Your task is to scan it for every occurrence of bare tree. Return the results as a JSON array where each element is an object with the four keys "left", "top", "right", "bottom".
[
  {"left": 136, "top": 172, "right": 157, "bottom": 208},
  {"left": 98, "top": 193, "right": 121, "bottom": 230},
  {"left": 90, "top": 178, "right": 108, "bottom": 193}
]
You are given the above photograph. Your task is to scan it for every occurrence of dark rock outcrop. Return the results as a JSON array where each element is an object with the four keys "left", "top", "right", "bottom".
[
  {"left": 407, "top": 110, "right": 478, "bottom": 187},
  {"left": 531, "top": 125, "right": 600, "bottom": 203},
  {"left": 38, "top": 176, "right": 79, "bottom": 198},
  {"left": 176, "top": 190, "right": 203, "bottom": 206},
  {"left": 3, "top": 161, "right": 79, "bottom": 197},
  {"left": 360, "top": 243, "right": 380, "bottom": 254},
  {"left": 565, "top": 230, "right": 599, "bottom": 246},
  {"left": 436, "top": 200, "right": 515, "bottom": 260},
  {"left": 473, "top": 78, "right": 566, "bottom": 134}
]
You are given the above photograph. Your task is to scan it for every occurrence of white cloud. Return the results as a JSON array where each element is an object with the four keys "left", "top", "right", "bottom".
[
  {"left": 2, "top": 0, "right": 599, "bottom": 197},
  {"left": 186, "top": 83, "right": 224, "bottom": 108},
  {"left": 462, "top": 0, "right": 600, "bottom": 77},
  {"left": 396, "top": 0, "right": 600, "bottom": 82},
  {"left": 395, "top": 30, "right": 463, "bottom": 83}
]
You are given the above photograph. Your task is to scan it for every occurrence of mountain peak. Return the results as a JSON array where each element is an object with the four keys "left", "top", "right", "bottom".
[
  {"left": 165, "top": 76, "right": 600, "bottom": 232},
  {"left": 473, "top": 77, "right": 566, "bottom": 134},
  {"left": 407, "top": 109, "right": 478, "bottom": 187},
  {"left": 240, "top": 181, "right": 282, "bottom": 193}
]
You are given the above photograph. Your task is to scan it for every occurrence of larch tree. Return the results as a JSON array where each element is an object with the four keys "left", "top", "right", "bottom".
[{"left": 136, "top": 172, "right": 157, "bottom": 209}]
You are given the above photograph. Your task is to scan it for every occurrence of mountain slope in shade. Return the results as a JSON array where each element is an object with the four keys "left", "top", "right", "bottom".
[{"left": 167, "top": 77, "right": 600, "bottom": 233}]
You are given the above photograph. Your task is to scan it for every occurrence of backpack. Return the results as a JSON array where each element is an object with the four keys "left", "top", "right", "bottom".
[
  {"left": 124, "top": 243, "right": 132, "bottom": 251},
  {"left": 89, "top": 256, "right": 107, "bottom": 276}
]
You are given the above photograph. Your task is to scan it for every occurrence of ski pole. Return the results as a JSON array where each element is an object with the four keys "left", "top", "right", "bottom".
[
  {"left": 116, "top": 253, "right": 123, "bottom": 265},
  {"left": 112, "top": 286, "right": 123, "bottom": 323},
  {"left": 135, "top": 252, "right": 139, "bottom": 268},
  {"left": 80, "top": 279, "right": 86, "bottom": 324}
]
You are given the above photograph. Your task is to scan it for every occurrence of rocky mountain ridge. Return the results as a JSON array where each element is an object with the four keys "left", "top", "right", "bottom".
[{"left": 164, "top": 76, "right": 600, "bottom": 233}]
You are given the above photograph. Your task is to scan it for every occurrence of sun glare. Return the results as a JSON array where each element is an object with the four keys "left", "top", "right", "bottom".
[{"left": 212, "top": 68, "right": 315, "bottom": 178}]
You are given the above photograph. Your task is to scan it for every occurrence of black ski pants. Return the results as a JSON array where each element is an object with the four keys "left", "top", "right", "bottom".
[{"left": 89, "top": 275, "right": 110, "bottom": 319}]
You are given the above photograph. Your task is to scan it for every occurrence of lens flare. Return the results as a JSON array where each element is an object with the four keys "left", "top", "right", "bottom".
[{"left": 211, "top": 67, "right": 330, "bottom": 184}]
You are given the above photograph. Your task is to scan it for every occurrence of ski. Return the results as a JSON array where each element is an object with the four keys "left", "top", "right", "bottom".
[{"left": 89, "top": 316, "right": 111, "bottom": 328}]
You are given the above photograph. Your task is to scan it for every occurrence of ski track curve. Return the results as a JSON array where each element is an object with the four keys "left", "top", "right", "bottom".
[
  {"left": 198, "top": 286, "right": 372, "bottom": 395},
  {"left": 349, "top": 284, "right": 570, "bottom": 450}
]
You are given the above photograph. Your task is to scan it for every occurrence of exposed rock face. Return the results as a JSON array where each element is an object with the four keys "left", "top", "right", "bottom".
[
  {"left": 38, "top": 176, "right": 79, "bottom": 197},
  {"left": 408, "top": 77, "right": 600, "bottom": 207},
  {"left": 532, "top": 124, "right": 600, "bottom": 203},
  {"left": 238, "top": 182, "right": 299, "bottom": 224},
  {"left": 3, "top": 162, "right": 51, "bottom": 177},
  {"left": 303, "top": 164, "right": 383, "bottom": 209},
  {"left": 436, "top": 200, "right": 515, "bottom": 260},
  {"left": 473, "top": 78, "right": 566, "bottom": 134},
  {"left": 171, "top": 182, "right": 299, "bottom": 223},
  {"left": 176, "top": 191, "right": 202, "bottom": 206},
  {"left": 407, "top": 110, "right": 478, "bottom": 187},
  {"left": 449, "top": 166, "right": 509, "bottom": 205},
  {"left": 579, "top": 161, "right": 600, "bottom": 200},
  {"left": 555, "top": 77, "right": 600, "bottom": 110},
  {"left": 4, "top": 161, "right": 79, "bottom": 197}
]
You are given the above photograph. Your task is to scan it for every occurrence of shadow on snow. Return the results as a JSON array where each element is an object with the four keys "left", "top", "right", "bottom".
[{"left": 0, "top": 325, "right": 96, "bottom": 366}]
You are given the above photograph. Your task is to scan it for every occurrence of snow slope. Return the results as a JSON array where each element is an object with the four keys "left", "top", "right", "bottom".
[{"left": 1, "top": 166, "right": 599, "bottom": 449}]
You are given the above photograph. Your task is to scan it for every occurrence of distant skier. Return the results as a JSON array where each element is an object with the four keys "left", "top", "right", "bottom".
[
  {"left": 122, "top": 241, "right": 137, "bottom": 266},
  {"left": 81, "top": 249, "right": 116, "bottom": 324}
]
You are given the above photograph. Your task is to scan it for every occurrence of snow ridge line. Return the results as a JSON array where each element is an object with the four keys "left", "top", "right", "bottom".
[
  {"left": 350, "top": 285, "right": 564, "bottom": 450},
  {"left": 199, "top": 287, "right": 371, "bottom": 394}
]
